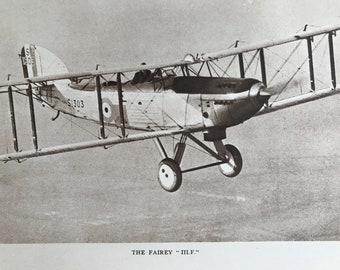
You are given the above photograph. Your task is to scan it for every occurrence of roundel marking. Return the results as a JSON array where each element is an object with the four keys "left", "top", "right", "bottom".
[{"left": 102, "top": 98, "right": 115, "bottom": 123}]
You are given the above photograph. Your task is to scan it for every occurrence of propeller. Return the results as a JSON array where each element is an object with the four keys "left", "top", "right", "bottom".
[{"left": 265, "top": 77, "right": 303, "bottom": 96}]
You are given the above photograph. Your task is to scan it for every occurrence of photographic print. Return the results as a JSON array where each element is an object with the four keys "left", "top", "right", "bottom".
[{"left": 0, "top": 0, "right": 339, "bottom": 268}]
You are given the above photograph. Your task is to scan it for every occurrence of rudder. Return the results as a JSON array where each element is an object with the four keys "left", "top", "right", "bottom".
[{"left": 20, "top": 44, "right": 69, "bottom": 78}]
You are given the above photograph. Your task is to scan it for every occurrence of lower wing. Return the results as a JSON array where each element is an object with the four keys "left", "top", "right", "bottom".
[
  {"left": 255, "top": 87, "right": 340, "bottom": 116},
  {"left": 0, "top": 126, "right": 207, "bottom": 162}
]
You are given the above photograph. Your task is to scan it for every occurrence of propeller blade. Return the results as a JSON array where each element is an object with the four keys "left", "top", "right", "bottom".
[{"left": 266, "top": 78, "right": 302, "bottom": 95}]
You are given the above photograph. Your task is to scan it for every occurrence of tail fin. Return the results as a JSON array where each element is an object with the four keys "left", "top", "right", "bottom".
[{"left": 20, "top": 44, "right": 69, "bottom": 78}]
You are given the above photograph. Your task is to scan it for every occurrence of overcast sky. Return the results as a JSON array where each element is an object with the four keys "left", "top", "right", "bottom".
[{"left": 1, "top": 0, "right": 340, "bottom": 79}]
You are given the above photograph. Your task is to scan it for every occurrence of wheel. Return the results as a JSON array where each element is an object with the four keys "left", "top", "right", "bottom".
[
  {"left": 218, "top": 144, "right": 243, "bottom": 177},
  {"left": 158, "top": 158, "right": 182, "bottom": 192}
]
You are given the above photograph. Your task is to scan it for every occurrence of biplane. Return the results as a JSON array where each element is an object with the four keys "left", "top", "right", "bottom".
[{"left": 0, "top": 24, "right": 339, "bottom": 192}]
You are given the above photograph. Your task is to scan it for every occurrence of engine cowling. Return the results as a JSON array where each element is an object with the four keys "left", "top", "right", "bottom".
[{"left": 204, "top": 81, "right": 271, "bottom": 129}]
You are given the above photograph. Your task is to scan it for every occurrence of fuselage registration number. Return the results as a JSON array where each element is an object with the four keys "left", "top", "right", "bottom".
[{"left": 67, "top": 99, "right": 84, "bottom": 108}]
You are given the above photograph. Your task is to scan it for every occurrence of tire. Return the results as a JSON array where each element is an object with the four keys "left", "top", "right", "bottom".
[
  {"left": 157, "top": 158, "right": 182, "bottom": 192},
  {"left": 218, "top": 144, "right": 243, "bottom": 177}
]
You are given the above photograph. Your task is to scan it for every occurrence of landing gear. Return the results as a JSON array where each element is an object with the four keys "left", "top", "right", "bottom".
[
  {"left": 158, "top": 158, "right": 182, "bottom": 192},
  {"left": 153, "top": 133, "right": 243, "bottom": 192},
  {"left": 218, "top": 144, "right": 242, "bottom": 177}
]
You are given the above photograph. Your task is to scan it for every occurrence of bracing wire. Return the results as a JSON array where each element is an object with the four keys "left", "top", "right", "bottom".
[
  {"left": 244, "top": 50, "right": 259, "bottom": 75},
  {"left": 222, "top": 55, "right": 237, "bottom": 77},
  {"left": 209, "top": 61, "right": 229, "bottom": 77},
  {"left": 268, "top": 40, "right": 303, "bottom": 85},
  {"left": 270, "top": 34, "right": 327, "bottom": 105},
  {"left": 207, "top": 61, "right": 221, "bottom": 77}
]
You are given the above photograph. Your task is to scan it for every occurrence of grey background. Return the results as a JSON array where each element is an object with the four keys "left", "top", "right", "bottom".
[{"left": 0, "top": 0, "right": 339, "bottom": 242}]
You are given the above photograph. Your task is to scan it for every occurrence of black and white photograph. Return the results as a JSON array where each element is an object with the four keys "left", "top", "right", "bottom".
[{"left": 0, "top": 0, "right": 340, "bottom": 268}]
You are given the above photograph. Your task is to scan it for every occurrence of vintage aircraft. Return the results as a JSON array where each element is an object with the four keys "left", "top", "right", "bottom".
[{"left": 0, "top": 24, "right": 339, "bottom": 192}]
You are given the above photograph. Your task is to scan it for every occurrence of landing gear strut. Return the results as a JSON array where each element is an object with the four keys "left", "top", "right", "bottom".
[{"left": 154, "top": 133, "right": 243, "bottom": 192}]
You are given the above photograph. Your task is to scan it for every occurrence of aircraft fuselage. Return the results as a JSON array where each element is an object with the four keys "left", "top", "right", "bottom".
[{"left": 36, "top": 76, "right": 269, "bottom": 131}]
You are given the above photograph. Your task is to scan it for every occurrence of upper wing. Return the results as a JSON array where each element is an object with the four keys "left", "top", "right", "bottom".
[
  {"left": 200, "top": 24, "right": 340, "bottom": 60},
  {"left": 1, "top": 24, "right": 340, "bottom": 87}
]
